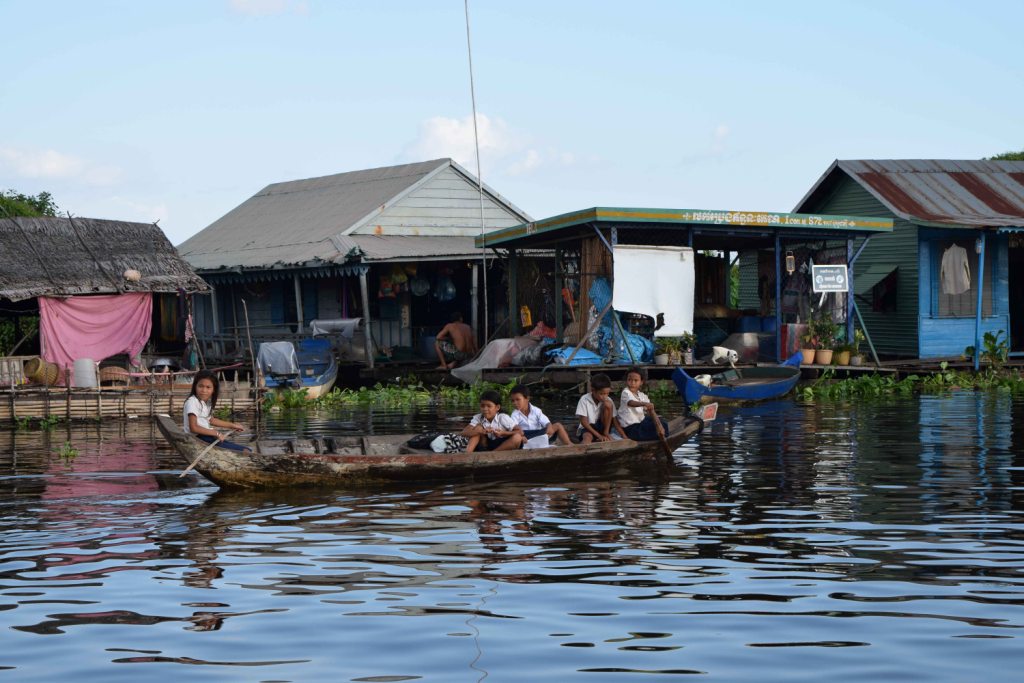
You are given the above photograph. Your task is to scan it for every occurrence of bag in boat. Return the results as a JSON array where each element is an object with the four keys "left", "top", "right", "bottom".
[
  {"left": 430, "top": 433, "right": 469, "bottom": 453},
  {"left": 407, "top": 431, "right": 445, "bottom": 449}
]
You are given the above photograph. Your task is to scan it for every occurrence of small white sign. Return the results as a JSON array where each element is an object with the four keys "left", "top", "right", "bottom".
[{"left": 812, "top": 265, "right": 849, "bottom": 293}]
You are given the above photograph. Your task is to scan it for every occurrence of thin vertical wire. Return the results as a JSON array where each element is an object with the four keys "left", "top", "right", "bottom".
[{"left": 464, "top": 0, "right": 489, "bottom": 336}]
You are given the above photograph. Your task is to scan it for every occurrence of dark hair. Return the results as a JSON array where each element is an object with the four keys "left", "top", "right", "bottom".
[
  {"left": 509, "top": 384, "right": 530, "bottom": 399},
  {"left": 590, "top": 373, "right": 611, "bottom": 390},
  {"left": 451, "top": 311, "right": 464, "bottom": 322},
  {"left": 479, "top": 389, "right": 502, "bottom": 406},
  {"left": 189, "top": 369, "right": 220, "bottom": 410},
  {"left": 625, "top": 367, "right": 646, "bottom": 382}
]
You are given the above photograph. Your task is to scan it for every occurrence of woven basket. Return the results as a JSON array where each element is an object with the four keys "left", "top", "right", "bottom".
[
  {"left": 99, "top": 365, "right": 131, "bottom": 385},
  {"left": 24, "top": 357, "right": 60, "bottom": 386}
]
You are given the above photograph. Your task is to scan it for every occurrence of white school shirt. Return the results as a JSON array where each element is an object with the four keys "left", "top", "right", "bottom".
[
  {"left": 575, "top": 393, "right": 613, "bottom": 423},
  {"left": 183, "top": 395, "right": 212, "bottom": 433},
  {"left": 469, "top": 412, "right": 518, "bottom": 439},
  {"left": 511, "top": 404, "right": 551, "bottom": 431},
  {"left": 618, "top": 388, "right": 650, "bottom": 428}
]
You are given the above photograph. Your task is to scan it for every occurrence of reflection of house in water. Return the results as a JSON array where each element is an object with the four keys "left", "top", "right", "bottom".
[{"left": 178, "top": 159, "right": 531, "bottom": 370}]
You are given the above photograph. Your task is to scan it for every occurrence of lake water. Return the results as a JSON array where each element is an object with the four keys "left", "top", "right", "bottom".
[{"left": 1, "top": 393, "right": 1023, "bottom": 681}]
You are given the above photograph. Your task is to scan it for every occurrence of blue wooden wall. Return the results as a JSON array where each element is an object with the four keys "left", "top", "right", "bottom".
[{"left": 918, "top": 231, "right": 1009, "bottom": 357}]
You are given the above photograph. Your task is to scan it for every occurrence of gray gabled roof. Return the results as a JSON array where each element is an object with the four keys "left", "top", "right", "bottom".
[
  {"left": 795, "top": 159, "right": 1024, "bottom": 228},
  {"left": 0, "top": 216, "right": 208, "bottom": 301},
  {"left": 179, "top": 158, "right": 528, "bottom": 272}
]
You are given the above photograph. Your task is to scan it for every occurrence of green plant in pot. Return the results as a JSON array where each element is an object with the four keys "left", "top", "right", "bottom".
[
  {"left": 850, "top": 328, "right": 866, "bottom": 365},
  {"left": 655, "top": 337, "right": 682, "bottom": 365},
  {"left": 679, "top": 332, "right": 697, "bottom": 364},
  {"left": 810, "top": 311, "right": 837, "bottom": 365}
]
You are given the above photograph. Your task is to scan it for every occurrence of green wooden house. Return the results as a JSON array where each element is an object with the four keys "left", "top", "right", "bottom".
[{"left": 791, "top": 159, "right": 1024, "bottom": 359}]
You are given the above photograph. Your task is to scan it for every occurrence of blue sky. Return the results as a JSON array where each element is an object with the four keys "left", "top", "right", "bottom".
[{"left": 2, "top": 0, "right": 1021, "bottom": 244}]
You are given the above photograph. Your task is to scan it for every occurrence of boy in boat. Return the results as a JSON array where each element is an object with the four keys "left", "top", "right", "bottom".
[
  {"left": 509, "top": 384, "right": 572, "bottom": 446},
  {"left": 617, "top": 367, "right": 669, "bottom": 441},
  {"left": 462, "top": 389, "right": 526, "bottom": 452},
  {"left": 575, "top": 373, "right": 625, "bottom": 443}
]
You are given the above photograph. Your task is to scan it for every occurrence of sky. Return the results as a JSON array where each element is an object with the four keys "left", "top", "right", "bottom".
[{"left": 2, "top": 0, "right": 1022, "bottom": 245}]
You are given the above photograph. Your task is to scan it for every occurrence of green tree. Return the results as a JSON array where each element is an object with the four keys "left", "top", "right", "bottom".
[
  {"left": 987, "top": 150, "right": 1024, "bottom": 161},
  {"left": 0, "top": 190, "right": 59, "bottom": 217}
]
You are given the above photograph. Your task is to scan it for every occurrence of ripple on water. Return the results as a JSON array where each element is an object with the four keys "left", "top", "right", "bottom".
[{"left": 1, "top": 394, "right": 1023, "bottom": 680}]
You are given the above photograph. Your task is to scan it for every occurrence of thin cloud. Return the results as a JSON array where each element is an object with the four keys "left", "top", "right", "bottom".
[
  {"left": 400, "top": 113, "right": 575, "bottom": 177},
  {"left": 0, "top": 146, "right": 120, "bottom": 186},
  {"left": 228, "top": 0, "right": 309, "bottom": 16}
]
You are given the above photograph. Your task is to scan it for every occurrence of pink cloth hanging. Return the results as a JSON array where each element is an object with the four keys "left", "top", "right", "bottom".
[{"left": 39, "top": 293, "right": 153, "bottom": 375}]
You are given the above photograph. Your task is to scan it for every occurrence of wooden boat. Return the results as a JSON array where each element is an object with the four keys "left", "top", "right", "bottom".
[
  {"left": 258, "top": 338, "right": 338, "bottom": 399},
  {"left": 672, "top": 352, "right": 803, "bottom": 404},
  {"left": 155, "top": 413, "right": 704, "bottom": 489}
]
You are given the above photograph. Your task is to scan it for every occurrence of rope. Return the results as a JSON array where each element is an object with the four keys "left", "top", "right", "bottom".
[{"left": 464, "top": 0, "right": 489, "bottom": 337}]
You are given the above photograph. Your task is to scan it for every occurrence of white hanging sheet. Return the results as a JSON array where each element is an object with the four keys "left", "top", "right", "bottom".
[{"left": 612, "top": 245, "right": 694, "bottom": 337}]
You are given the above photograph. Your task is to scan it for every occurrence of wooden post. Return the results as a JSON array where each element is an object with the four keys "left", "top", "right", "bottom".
[
  {"left": 554, "top": 247, "right": 563, "bottom": 342},
  {"left": 65, "top": 366, "right": 71, "bottom": 421},
  {"left": 974, "top": 232, "right": 986, "bottom": 372},
  {"left": 294, "top": 273, "right": 304, "bottom": 333},
  {"left": 209, "top": 286, "right": 221, "bottom": 360},
  {"left": 359, "top": 268, "right": 375, "bottom": 369},
  {"left": 508, "top": 250, "right": 518, "bottom": 335},
  {"left": 471, "top": 262, "right": 479, "bottom": 342}
]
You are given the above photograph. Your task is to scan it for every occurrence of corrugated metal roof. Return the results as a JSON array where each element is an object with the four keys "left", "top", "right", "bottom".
[
  {"left": 179, "top": 158, "right": 527, "bottom": 272},
  {"left": 336, "top": 234, "right": 489, "bottom": 262},
  {"left": 795, "top": 159, "right": 1024, "bottom": 228}
]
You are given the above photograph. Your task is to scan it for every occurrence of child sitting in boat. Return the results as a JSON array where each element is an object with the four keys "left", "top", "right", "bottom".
[
  {"left": 509, "top": 384, "right": 571, "bottom": 447},
  {"left": 183, "top": 370, "right": 250, "bottom": 452},
  {"left": 462, "top": 389, "right": 526, "bottom": 452},
  {"left": 575, "top": 373, "right": 624, "bottom": 443},
  {"left": 617, "top": 367, "right": 669, "bottom": 442}
]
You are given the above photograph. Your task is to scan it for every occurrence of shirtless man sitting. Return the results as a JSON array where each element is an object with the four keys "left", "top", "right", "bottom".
[{"left": 435, "top": 311, "right": 478, "bottom": 369}]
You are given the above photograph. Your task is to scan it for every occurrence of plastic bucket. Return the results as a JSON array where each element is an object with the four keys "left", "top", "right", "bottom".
[
  {"left": 73, "top": 358, "right": 98, "bottom": 388},
  {"left": 24, "top": 357, "right": 60, "bottom": 385}
]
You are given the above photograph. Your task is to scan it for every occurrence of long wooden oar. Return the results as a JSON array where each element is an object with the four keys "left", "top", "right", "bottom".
[
  {"left": 179, "top": 430, "right": 237, "bottom": 478},
  {"left": 649, "top": 406, "right": 674, "bottom": 461}
]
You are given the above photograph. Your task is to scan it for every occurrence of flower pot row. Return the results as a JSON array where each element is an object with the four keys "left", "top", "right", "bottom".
[{"left": 800, "top": 348, "right": 864, "bottom": 366}]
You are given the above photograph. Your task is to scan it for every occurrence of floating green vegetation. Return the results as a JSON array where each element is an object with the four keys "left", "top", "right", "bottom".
[
  {"left": 262, "top": 387, "right": 311, "bottom": 410},
  {"left": 797, "top": 363, "right": 1024, "bottom": 401},
  {"left": 57, "top": 441, "right": 79, "bottom": 463},
  {"left": 15, "top": 414, "right": 62, "bottom": 430}
]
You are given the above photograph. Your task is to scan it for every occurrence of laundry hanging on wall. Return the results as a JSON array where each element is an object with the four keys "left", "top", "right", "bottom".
[{"left": 940, "top": 243, "right": 971, "bottom": 295}]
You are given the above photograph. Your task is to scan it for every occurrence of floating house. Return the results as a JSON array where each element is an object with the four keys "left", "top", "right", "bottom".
[
  {"left": 179, "top": 159, "right": 530, "bottom": 368},
  {"left": 0, "top": 216, "right": 229, "bottom": 420},
  {"left": 793, "top": 160, "right": 1024, "bottom": 361},
  {"left": 476, "top": 206, "right": 891, "bottom": 381}
]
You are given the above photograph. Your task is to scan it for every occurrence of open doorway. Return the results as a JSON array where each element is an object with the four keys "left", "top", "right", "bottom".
[{"left": 1010, "top": 238, "right": 1024, "bottom": 353}]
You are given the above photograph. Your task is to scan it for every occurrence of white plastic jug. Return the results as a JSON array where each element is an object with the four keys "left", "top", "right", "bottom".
[{"left": 73, "top": 358, "right": 97, "bottom": 388}]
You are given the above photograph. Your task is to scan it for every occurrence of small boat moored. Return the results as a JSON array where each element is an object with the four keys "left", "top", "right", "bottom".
[
  {"left": 155, "top": 413, "right": 705, "bottom": 489},
  {"left": 257, "top": 338, "right": 338, "bottom": 399},
  {"left": 672, "top": 352, "right": 802, "bottom": 404}
]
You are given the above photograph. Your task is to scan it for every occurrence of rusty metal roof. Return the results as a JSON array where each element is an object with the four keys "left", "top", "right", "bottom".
[{"left": 795, "top": 159, "right": 1024, "bottom": 228}]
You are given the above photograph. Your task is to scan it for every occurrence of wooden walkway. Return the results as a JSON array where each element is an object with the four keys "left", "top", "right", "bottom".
[{"left": 0, "top": 384, "right": 257, "bottom": 423}]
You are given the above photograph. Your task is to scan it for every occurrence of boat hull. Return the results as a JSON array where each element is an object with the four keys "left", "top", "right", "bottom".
[
  {"left": 155, "top": 414, "right": 702, "bottom": 489},
  {"left": 672, "top": 353, "right": 802, "bottom": 404}
]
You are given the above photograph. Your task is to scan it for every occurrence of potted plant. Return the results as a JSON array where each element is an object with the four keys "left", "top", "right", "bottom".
[
  {"left": 799, "top": 331, "right": 817, "bottom": 365},
  {"left": 834, "top": 343, "right": 852, "bottom": 366},
  {"left": 655, "top": 337, "right": 681, "bottom": 365},
  {"left": 679, "top": 332, "right": 697, "bottom": 365},
  {"left": 811, "top": 312, "right": 837, "bottom": 365},
  {"left": 849, "top": 329, "right": 865, "bottom": 366}
]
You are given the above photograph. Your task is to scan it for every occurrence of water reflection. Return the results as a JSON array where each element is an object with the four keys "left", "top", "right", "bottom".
[{"left": 0, "top": 395, "right": 1023, "bottom": 681}]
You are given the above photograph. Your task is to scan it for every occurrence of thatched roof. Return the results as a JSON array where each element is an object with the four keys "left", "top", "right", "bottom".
[{"left": 0, "top": 216, "right": 209, "bottom": 302}]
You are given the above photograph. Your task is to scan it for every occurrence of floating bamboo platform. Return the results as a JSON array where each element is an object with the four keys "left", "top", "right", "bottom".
[{"left": 0, "top": 383, "right": 257, "bottom": 423}]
